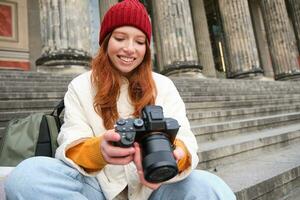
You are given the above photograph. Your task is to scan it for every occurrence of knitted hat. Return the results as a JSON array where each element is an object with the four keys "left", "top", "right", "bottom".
[{"left": 99, "top": 0, "right": 152, "bottom": 45}]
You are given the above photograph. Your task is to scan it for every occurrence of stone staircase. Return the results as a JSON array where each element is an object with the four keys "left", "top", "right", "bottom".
[
  {"left": 172, "top": 77, "right": 300, "bottom": 200},
  {"left": 0, "top": 70, "right": 75, "bottom": 140},
  {"left": 1, "top": 71, "right": 300, "bottom": 200}
]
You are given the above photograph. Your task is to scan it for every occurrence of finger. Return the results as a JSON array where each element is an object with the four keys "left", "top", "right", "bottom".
[
  {"left": 103, "top": 129, "right": 120, "bottom": 142},
  {"left": 137, "top": 170, "right": 161, "bottom": 190},
  {"left": 103, "top": 154, "right": 134, "bottom": 165},
  {"left": 101, "top": 141, "right": 135, "bottom": 158},
  {"left": 173, "top": 146, "right": 185, "bottom": 161},
  {"left": 133, "top": 143, "right": 162, "bottom": 190},
  {"left": 133, "top": 142, "right": 143, "bottom": 171}
]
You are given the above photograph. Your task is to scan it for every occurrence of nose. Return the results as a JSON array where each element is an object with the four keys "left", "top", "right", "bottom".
[{"left": 123, "top": 40, "right": 135, "bottom": 54}]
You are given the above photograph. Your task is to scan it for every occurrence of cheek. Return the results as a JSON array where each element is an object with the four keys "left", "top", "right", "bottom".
[
  {"left": 138, "top": 46, "right": 146, "bottom": 59},
  {"left": 107, "top": 42, "right": 112, "bottom": 57},
  {"left": 107, "top": 40, "right": 118, "bottom": 57}
]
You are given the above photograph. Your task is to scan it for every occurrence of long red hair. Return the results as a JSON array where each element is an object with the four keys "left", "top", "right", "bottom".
[{"left": 91, "top": 34, "right": 157, "bottom": 129}]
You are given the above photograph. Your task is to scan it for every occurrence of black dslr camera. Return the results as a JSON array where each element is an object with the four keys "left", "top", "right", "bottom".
[{"left": 114, "top": 105, "right": 180, "bottom": 183}]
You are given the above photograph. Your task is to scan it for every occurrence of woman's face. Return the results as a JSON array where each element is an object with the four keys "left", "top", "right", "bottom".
[{"left": 107, "top": 26, "right": 147, "bottom": 77}]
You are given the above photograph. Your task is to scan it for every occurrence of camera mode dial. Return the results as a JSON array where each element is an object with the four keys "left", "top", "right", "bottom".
[{"left": 133, "top": 119, "right": 144, "bottom": 128}]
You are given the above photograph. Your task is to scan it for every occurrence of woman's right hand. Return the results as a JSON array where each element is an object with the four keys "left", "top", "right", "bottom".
[{"left": 100, "top": 129, "right": 136, "bottom": 165}]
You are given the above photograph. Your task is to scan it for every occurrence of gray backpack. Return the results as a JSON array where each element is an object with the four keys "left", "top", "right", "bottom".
[{"left": 0, "top": 100, "right": 64, "bottom": 166}]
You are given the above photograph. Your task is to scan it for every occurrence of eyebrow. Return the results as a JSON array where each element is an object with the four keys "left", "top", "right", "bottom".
[{"left": 113, "top": 31, "right": 146, "bottom": 39}]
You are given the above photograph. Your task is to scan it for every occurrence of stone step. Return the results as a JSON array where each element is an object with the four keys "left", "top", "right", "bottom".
[
  {"left": 2, "top": 92, "right": 299, "bottom": 102},
  {"left": 0, "top": 80, "right": 71, "bottom": 87},
  {"left": 179, "top": 89, "right": 300, "bottom": 96},
  {"left": 172, "top": 77, "right": 300, "bottom": 87},
  {"left": 2, "top": 79, "right": 299, "bottom": 91},
  {"left": 174, "top": 78, "right": 300, "bottom": 86},
  {"left": 175, "top": 84, "right": 300, "bottom": 93},
  {"left": 0, "top": 86, "right": 68, "bottom": 93},
  {"left": 1, "top": 96, "right": 298, "bottom": 111},
  {"left": 197, "top": 123, "right": 300, "bottom": 170},
  {"left": 279, "top": 182, "right": 300, "bottom": 200},
  {"left": 185, "top": 97, "right": 300, "bottom": 110},
  {"left": 176, "top": 83, "right": 300, "bottom": 91},
  {"left": 176, "top": 81, "right": 300, "bottom": 89},
  {"left": 0, "top": 99, "right": 62, "bottom": 111},
  {"left": 0, "top": 72, "right": 277, "bottom": 87},
  {"left": 0, "top": 78, "right": 72, "bottom": 85},
  {"left": 0, "top": 70, "right": 76, "bottom": 80},
  {"left": 0, "top": 92, "right": 65, "bottom": 100},
  {"left": 1, "top": 70, "right": 300, "bottom": 89},
  {"left": 175, "top": 82, "right": 300, "bottom": 89},
  {"left": 181, "top": 93, "right": 300, "bottom": 102},
  {"left": 211, "top": 138, "right": 300, "bottom": 200},
  {"left": 178, "top": 87, "right": 300, "bottom": 95},
  {"left": 1, "top": 79, "right": 300, "bottom": 96},
  {"left": 192, "top": 112, "right": 300, "bottom": 142},
  {"left": 2, "top": 84, "right": 299, "bottom": 95},
  {"left": 188, "top": 103, "right": 300, "bottom": 125}
]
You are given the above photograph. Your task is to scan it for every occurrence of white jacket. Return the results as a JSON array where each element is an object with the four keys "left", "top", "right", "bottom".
[{"left": 55, "top": 71, "right": 199, "bottom": 200}]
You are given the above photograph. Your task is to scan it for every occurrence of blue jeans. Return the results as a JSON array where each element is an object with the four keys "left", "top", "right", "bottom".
[{"left": 4, "top": 157, "right": 236, "bottom": 200}]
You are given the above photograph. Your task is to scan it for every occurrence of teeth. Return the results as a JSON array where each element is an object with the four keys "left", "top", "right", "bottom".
[{"left": 120, "top": 56, "right": 134, "bottom": 62}]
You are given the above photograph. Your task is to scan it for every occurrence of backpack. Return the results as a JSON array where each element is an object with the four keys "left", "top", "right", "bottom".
[{"left": 0, "top": 100, "right": 64, "bottom": 167}]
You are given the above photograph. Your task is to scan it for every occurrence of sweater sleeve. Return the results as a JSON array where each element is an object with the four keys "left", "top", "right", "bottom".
[
  {"left": 174, "top": 139, "right": 191, "bottom": 172},
  {"left": 66, "top": 137, "right": 107, "bottom": 172}
]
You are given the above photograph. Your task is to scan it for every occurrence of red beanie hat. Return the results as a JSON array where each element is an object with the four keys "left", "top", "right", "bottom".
[{"left": 99, "top": 0, "right": 152, "bottom": 45}]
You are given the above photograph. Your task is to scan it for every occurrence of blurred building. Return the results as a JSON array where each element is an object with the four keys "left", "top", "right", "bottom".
[{"left": 0, "top": 0, "right": 299, "bottom": 80}]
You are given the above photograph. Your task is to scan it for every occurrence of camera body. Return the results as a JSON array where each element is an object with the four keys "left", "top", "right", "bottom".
[
  {"left": 114, "top": 105, "right": 180, "bottom": 183},
  {"left": 115, "top": 106, "right": 180, "bottom": 147}
]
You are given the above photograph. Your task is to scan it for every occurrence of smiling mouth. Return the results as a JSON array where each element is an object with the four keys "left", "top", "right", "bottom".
[{"left": 118, "top": 56, "right": 135, "bottom": 63}]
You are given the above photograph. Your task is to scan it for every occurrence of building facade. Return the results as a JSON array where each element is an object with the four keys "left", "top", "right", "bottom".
[{"left": 0, "top": 0, "right": 299, "bottom": 80}]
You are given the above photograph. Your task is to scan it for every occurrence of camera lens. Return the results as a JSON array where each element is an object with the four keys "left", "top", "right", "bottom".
[{"left": 141, "top": 133, "right": 178, "bottom": 183}]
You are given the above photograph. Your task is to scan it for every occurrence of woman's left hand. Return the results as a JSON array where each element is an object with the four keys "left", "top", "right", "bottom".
[
  {"left": 133, "top": 142, "right": 162, "bottom": 190},
  {"left": 173, "top": 145, "right": 185, "bottom": 162}
]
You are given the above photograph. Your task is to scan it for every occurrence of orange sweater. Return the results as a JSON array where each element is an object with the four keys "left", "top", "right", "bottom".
[{"left": 66, "top": 137, "right": 191, "bottom": 173}]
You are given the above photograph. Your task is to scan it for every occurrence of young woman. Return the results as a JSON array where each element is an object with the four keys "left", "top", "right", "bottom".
[{"left": 5, "top": 0, "right": 236, "bottom": 199}]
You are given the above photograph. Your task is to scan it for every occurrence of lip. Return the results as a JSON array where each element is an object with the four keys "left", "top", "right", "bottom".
[{"left": 118, "top": 55, "right": 136, "bottom": 64}]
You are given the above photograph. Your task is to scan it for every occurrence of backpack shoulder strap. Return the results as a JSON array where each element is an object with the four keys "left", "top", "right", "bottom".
[
  {"left": 45, "top": 115, "right": 59, "bottom": 157},
  {"left": 51, "top": 99, "right": 64, "bottom": 117}
]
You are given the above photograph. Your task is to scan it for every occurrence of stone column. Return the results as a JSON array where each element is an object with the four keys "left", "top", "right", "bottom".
[
  {"left": 260, "top": 0, "right": 300, "bottom": 80},
  {"left": 151, "top": 0, "right": 202, "bottom": 77},
  {"left": 218, "top": 0, "right": 263, "bottom": 78},
  {"left": 248, "top": 0, "right": 274, "bottom": 79},
  {"left": 190, "top": 0, "right": 216, "bottom": 78},
  {"left": 288, "top": 0, "right": 300, "bottom": 51},
  {"left": 36, "top": 0, "right": 91, "bottom": 73},
  {"left": 99, "top": 0, "right": 118, "bottom": 22}
]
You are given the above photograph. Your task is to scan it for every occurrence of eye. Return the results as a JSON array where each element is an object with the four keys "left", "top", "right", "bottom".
[
  {"left": 114, "top": 36, "right": 125, "bottom": 41},
  {"left": 136, "top": 40, "right": 146, "bottom": 45}
]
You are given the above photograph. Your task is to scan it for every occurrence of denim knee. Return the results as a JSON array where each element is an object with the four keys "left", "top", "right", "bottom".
[
  {"left": 5, "top": 157, "right": 62, "bottom": 197},
  {"left": 4, "top": 156, "right": 82, "bottom": 199},
  {"left": 190, "top": 170, "right": 236, "bottom": 199},
  {"left": 5, "top": 157, "right": 104, "bottom": 200},
  {"left": 150, "top": 170, "right": 236, "bottom": 200}
]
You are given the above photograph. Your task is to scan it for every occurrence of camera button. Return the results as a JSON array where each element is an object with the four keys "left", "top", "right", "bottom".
[
  {"left": 125, "top": 132, "right": 134, "bottom": 141},
  {"left": 117, "top": 119, "right": 126, "bottom": 125}
]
